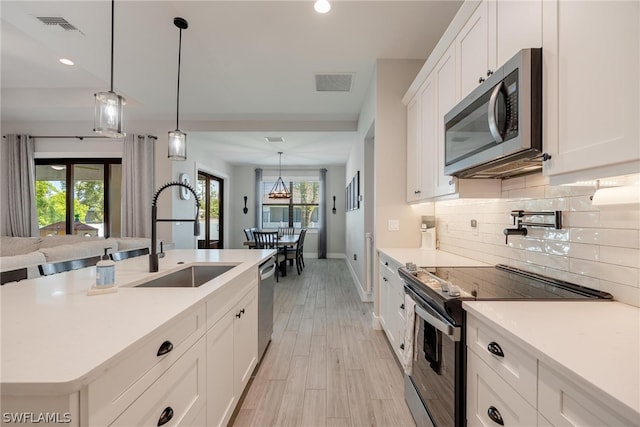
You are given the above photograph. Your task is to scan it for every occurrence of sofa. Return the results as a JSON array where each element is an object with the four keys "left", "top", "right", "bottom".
[{"left": 0, "top": 236, "right": 151, "bottom": 281}]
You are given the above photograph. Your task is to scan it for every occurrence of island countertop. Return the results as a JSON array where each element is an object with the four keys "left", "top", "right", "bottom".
[{"left": 0, "top": 249, "right": 274, "bottom": 395}]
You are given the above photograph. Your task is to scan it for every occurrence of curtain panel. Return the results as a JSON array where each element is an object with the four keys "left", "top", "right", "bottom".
[
  {"left": 255, "top": 168, "right": 263, "bottom": 229},
  {"left": 1, "top": 134, "right": 38, "bottom": 236},
  {"left": 318, "top": 168, "right": 327, "bottom": 259},
  {"left": 121, "top": 135, "right": 155, "bottom": 237}
]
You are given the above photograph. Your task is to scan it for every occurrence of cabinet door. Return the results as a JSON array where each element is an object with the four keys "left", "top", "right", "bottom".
[
  {"left": 492, "top": 0, "right": 542, "bottom": 66},
  {"left": 456, "top": 1, "right": 492, "bottom": 100},
  {"left": 419, "top": 74, "right": 436, "bottom": 199},
  {"left": 406, "top": 95, "right": 422, "bottom": 202},
  {"left": 434, "top": 43, "right": 458, "bottom": 197},
  {"left": 234, "top": 288, "right": 258, "bottom": 394},
  {"left": 543, "top": 0, "right": 640, "bottom": 180},
  {"left": 206, "top": 312, "right": 236, "bottom": 427}
]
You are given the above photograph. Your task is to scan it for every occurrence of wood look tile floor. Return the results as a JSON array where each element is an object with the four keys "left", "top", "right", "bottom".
[{"left": 232, "top": 259, "right": 416, "bottom": 427}]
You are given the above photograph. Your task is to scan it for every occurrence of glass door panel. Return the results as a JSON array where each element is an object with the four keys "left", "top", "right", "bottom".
[
  {"left": 35, "top": 164, "right": 67, "bottom": 236},
  {"left": 73, "top": 164, "right": 105, "bottom": 236},
  {"left": 197, "top": 172, "right": 224, "bottom": 249}
]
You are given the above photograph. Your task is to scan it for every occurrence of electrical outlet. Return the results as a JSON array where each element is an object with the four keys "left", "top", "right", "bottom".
[{"left": 388, "top": 219, "right": 400, "bottom": 231}]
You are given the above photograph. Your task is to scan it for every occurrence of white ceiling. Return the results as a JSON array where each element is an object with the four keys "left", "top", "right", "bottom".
[{"left": 1, "top": 0, "right": 463, "bottom": 166}]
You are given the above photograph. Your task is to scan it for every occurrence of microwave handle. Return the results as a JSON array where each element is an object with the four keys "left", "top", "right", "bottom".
[{"left": 488, "top": 82, "right": 504, "bottom": 143}]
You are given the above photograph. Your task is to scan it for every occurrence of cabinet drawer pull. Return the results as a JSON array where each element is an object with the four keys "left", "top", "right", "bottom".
[
  {"left": 487, "top": 341, "right": 505, "bottom": 358},
  {"left": 157, "top": 406, "right": 174, "bottom": 426},
  {"left": 479, "top": 76, "right": 485, "bottom": 84},
  {"left": 487, "top": 406, "right": 504, "bottom": 425},
  {"left": 236, "top": 311, "right": 242, "bottom": 318},
  {"left": 385, "top": 262, "right": 389, "bottom": 266},
  {"left": 383, "top": 277, "right": 388, "bottom": 282},
  {"left": 241, "top": 308, "right": 245, "bottom": 315},
  {"left": 400, "top": 343, "right": 405, "bottom": 350},
  {"left": 156, "top": 340, "right": 174, "bottom": 357},
  {"left": 400, "top": 303, "right": 405, "bottom": 310}
]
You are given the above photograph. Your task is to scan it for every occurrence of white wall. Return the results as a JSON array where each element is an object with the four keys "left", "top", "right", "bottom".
[{"left": 228, "top": 164, "right": 347, "bottom": 259}]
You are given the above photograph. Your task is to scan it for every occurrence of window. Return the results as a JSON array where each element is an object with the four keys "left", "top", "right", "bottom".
[
  {"left": 196, "top": 171, "right": 224, "bottom": 249},
  {"left": 35, "top": 159, "right": 122, "bottom": 237},
  {"left": 261, "top": 180, "right": 319, "bottom": 229}
]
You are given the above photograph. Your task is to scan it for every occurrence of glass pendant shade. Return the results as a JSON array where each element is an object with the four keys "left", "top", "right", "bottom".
[
  {"left": 94, "top": 91, "right": 125, "bottom": 138},
  {"left": 168, "top": 130, "right": 187, "bottom": 161}
]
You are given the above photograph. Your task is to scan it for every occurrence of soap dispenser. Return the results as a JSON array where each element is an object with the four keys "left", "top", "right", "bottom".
[{"left": 96, "top": 248, "right": 115, "bottom": 286}]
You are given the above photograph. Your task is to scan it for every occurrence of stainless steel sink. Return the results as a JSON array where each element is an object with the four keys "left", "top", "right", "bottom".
[{"left": 135, "top": 265, "right": 237, "bottom": 288}]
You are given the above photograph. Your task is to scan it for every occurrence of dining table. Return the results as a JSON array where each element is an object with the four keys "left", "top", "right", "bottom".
[{"left": 243, "top": 234, "right": 299, "bottom": 276}]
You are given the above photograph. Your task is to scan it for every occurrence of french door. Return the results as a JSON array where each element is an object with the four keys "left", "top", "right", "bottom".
[{"left": 196, "top": 171, "right": 224, "bottom": 249}]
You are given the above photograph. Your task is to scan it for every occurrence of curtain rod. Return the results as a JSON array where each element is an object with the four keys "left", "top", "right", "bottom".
[{"left": 2, "top": 135, "right": 158, "bottom": 140}]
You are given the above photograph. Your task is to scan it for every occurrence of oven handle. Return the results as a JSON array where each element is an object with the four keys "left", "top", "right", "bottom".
[{"left": 415, "top": 304, "right": 461, "bottom": 342}]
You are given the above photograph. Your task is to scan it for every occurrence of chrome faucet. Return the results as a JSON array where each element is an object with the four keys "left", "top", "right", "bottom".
[{"left": 150, "top": 181, "right": 201, "bottom": 272}]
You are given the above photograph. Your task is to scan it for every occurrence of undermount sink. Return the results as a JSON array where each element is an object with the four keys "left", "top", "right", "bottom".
[{"left": 135, "top": 265, "right": 237, "bottom": 288}]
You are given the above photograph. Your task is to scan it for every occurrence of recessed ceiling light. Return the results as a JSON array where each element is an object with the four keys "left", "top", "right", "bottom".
[
  {"left": 314, "top": 0, "right": 331, "bottom": 14},
  {"left": 59, "top": 58, "right": 74, "bottom": 66}
]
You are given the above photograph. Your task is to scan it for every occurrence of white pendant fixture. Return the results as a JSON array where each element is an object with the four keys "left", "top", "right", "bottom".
[
  {"left": 94, "top": 0, "right": 126, "bottom": 138},
  {"left": 314, "top": 0, "right": 331, "bottom": 14},
  {"left": 268, "top": 152, "right": 291, "bottom": 199},
  {"left": 168, "top": 17, "right": 189, "bottom": 161}
]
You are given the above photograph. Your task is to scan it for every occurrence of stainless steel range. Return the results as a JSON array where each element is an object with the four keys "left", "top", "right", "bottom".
[{"left": 398, "top": 264, "right": 613, "bottom": 427}]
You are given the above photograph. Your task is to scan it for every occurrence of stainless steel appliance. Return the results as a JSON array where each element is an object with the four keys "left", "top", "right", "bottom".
[
  {"left": 258, "top": 256, "right": 277, "bottom": 361},
  {"left": 399, "top": 264, "right": 612, "bottom": 427},
  {"left": 444, "top": 48, "right": 543, "bottom": 179}
]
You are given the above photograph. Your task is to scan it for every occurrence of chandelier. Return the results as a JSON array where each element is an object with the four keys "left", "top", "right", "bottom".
[{"left": 268, "top": 152, "right": 291, "bottom": 199}]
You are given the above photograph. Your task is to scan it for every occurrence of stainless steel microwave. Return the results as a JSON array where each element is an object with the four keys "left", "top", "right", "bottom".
[{"left": 444, "top": 48, "right": 543, "bottom": 179}]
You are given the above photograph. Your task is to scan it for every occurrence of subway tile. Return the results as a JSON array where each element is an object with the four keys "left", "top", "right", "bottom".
[
  {"left": 598, "top": 209, "right": 640, "bottom": 230},
  {"left": 520, "top": 251, "right": 570, "bottom": 271},
  {"left": 507, "top": 186, "right": 546, "bottom": 200},
  {"left": 544, "top": 228, "right": 570, "bottom": 241},
  {"left": 501, "top": 177, "right": 525, "bottom": 191},
  {"left": 599, "top": 246, "right": 640, "bottom": 268},
  {"left": 543, "top": 267, "right": 601, "bottom": 290},
  {"left": 546, "top": 184, "right": 595, "bottom": 198},
  {"left": 569, "top": 228, "right": 639, "bottom": 248},
  {"left": 598, "top": 280, "right": 640, "bottom": 306},
  {"left": 568, "top": 195, "right": 597, "bottom": 212},
  {"left": 563, "top": 211, "right": 600, "bottom": 228},
  {"left": 570, "top": 258, "right": 639, "bottom": 287},
  {"left": 524, "top": 174, "right": 549, "bottom": 188}
]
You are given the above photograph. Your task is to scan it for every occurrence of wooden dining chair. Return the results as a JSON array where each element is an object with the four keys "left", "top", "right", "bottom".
[
  {"left": 278, "top": 226, "right": 295, "bottom": 237},
  {"left": 38, "top": 256, "right": 101, "bottom": 276},
  {"left": 286, "top": 228, "right": 307, "bottom": 274}
]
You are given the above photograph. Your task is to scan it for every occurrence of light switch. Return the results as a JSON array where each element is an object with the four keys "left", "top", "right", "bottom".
[{"left": 388, "top": 219, "right": 400, "bottom": 231}]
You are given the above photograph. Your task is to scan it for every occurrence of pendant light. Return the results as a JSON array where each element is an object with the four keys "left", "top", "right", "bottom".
[
  {"left": 94, "top": 0, "right": 125, "bottom": 138},
  {"left": 168, "top": 17, "right": 189, "bottom": 161},
  {"left": 268, "top": 152, "right": 291, "bottom": 199}
]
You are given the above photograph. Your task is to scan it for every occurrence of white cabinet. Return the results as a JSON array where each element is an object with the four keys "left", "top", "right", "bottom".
[
  {"left": 378, "top": 252, "right": 406, "bottom": 361},
  {"left": 491, "top": 0, "right": 542, "bottom": 66},
  {"left": 110, "top": 337, "right": 206, "bottom": 427},
  {"left": 88, "top": 304, "right": 207, "bottom": 426},
  {"left": 406, "top": 95, "right": 422, "bottom": 202},
  {"left": 538, "top": 363, "right": 637, "bottom": 427},
  {"left": 467, "top": 312, "right": 639, "bottom": 427},
  {"left": 206, "top": 285, "right": 258, "bottom": 427},
  {"left": 456, "top": 0, "right": 493, "bottom": 100},
  {"left": 542, "top": 0, "right": 640, "bottom": 182}
]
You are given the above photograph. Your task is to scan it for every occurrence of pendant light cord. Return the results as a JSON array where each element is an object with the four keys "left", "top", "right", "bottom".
[
  {"left": 176, "top": 27, "right": 182, "bottom": 130},
  {"left": 110, "top": 0, "right": 115, "bottom": 92}
]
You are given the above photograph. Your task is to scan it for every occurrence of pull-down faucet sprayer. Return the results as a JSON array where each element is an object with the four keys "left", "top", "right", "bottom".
[{"left": 150, "top": 181, "right": 201, "bottom": 272}]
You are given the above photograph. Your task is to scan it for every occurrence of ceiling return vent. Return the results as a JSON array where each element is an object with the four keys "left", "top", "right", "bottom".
[
  {"left": 35, "top": 16, "right": 80, "bottom": 32},
  {"left": 265, "top": 136, "right": 285, "bottom": 143},
  {"left": 314, "top": 73, "right": 354, "bottom": 92}
]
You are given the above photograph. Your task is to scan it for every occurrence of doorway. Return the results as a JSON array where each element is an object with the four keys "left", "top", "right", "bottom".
[{"left": 196, "top": 171, "right": 224, "bottom": 249}]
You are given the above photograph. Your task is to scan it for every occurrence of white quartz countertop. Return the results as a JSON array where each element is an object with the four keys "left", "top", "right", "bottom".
[
  {"left": 378, "top": 248, "right": 489, "bottom": 268},
  {"left": 463, "top": 300, "right": 640, "bottom": 421},
  {"left": 0, "top": 249, "right": 275, "bottom": 395}
]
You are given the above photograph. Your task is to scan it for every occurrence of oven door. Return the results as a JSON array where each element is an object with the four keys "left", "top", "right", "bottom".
[{"left": 406, "top": 288, "right": 463, "bottom": 427}]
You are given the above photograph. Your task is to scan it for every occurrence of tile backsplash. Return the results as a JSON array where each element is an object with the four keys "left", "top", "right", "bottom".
[{"left": 435, "top": 174, "right": 640, "bottom": 307}]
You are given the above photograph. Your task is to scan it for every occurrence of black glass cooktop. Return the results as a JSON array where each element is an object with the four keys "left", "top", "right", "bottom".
[{"left": 399, "top": 264, "right": 613, "bottom": 325}]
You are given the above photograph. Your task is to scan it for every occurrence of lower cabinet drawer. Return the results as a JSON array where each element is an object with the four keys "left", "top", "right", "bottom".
[
  {"left": 111, "top": 337, "right": 206, "bottom": 427},
  {"left": 538, "top": 363, "right": 637, "bottom": 427},
  {"left": 89, "top": 304, "right": 206, "bottom": 426},
  {"left": 467, "top": 350, "right": 537, "bottom": 427},
  {"left": 466, "top": 314, "right": 537, "bottom": 406}
]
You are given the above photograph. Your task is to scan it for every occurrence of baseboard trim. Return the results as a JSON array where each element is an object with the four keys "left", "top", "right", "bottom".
[
  {"left": 346, "top": 259, "right": 373, "bottom": 303},
  {"left": 371, "top": 312, "right": 382, "bottom": 330}
]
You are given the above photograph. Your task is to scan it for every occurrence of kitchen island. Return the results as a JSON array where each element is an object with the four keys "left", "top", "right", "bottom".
[{"left": 1, "top": 249, "right": 275, "bottom": 427}]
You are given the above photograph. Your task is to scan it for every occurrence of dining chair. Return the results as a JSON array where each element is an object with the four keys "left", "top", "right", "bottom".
[
  {"left": 278, "top": 226, "right": 295, "bottom": 237},
  {"left": 253, "top": 231, "right": 285, "bottom": 281},
  {"left": 243, "top": 228, "right": 255, "bottom": 242},
  {"left": 38, "top": 256, "right": 101, "bottom": 276},
  {"left": 286, "top": 228, "right": 307, "bottom": 274},
  {"left": 110, "top": 247, "right": 150, "bottom": 261}
]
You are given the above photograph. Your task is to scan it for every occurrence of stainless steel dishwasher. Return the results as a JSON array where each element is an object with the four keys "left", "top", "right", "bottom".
[{"left": 258, "top": 256, "right": 276, "bottom": 361}]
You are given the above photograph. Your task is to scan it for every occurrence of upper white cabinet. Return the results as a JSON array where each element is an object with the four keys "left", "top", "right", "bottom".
[
  {"left": 406, "top": 95, "right": 422, "bottom": 202},
  {"left": 542, "top": 0, "right": 640, "bottom": 182},
  {"left": 491, "top": 0, "right": 542, "bottom": 66},
  {"left": 456, "top": 1, "right": 493, "bottom": 100}
]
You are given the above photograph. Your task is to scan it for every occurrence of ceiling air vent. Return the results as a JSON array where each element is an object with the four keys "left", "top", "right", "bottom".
[
  {"left": 35, "top": 16, "right": 80, "bottom": 32},
  {"left": 265, "top": 136, "right": 285, "bottom": 143},
  {"left": 315, "top": 73, "right": 354, "bottom": 92}
]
